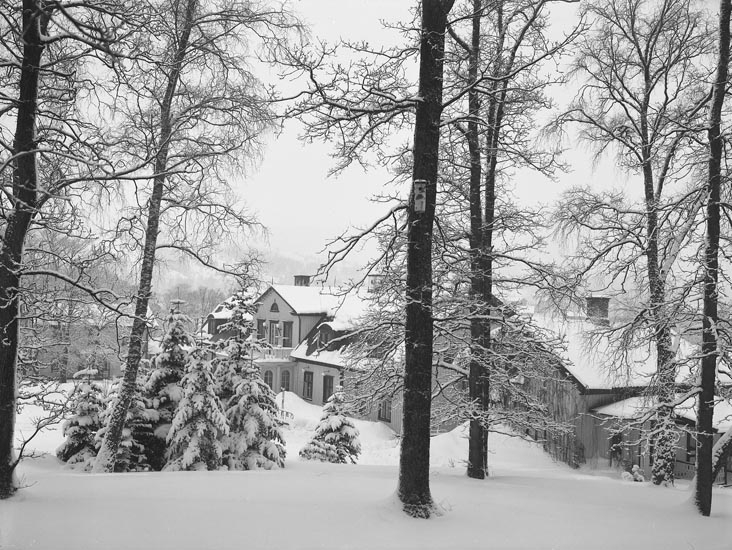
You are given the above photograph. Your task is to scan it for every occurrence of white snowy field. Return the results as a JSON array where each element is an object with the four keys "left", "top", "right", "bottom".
[{"left": 1, "top": 391, "right": 730, "bottom": 550}]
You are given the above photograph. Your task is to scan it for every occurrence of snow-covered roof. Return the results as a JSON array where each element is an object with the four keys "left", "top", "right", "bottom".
[
  {"left": 207, "top": 296, "right": 254, "bottom": 321},
  {"left": 320, "top": 292, "right": 369, "bottom": 331},
  {"left": 290, "top": 345, "right": 348, "bottom": 368},
  {"left": 268, "top": 284, "right": 343, "bottom": 316},
  {"left": 532, "top": 313, "right": 698, "bottom": 392},
  {"left": 593, "top": 395, "right": 732, "bottom": 432},
  {"left": 290, "top": 291, "right": 372, "bottom": 367}
]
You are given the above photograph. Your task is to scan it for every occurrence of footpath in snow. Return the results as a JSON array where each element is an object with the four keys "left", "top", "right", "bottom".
[{"left": 1, "top": 391, "right": 730, "bottom": 550}]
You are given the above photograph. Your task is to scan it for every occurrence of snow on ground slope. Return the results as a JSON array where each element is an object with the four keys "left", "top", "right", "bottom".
[{"left": 1, "top": 390, "right": 730, "bottom": 550}]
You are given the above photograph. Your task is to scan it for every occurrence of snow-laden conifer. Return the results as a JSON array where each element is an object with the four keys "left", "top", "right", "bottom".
[
  {"left": 95, "top": 376, "right": 152, "bottom": 472},
  {"left": 143, "top": 311, "right": 195, "bottom": 469},
  {"left": 299, "top": 388, "right": 360, "bottom": 464},
  {"left": 225, "top": 364, "right": 286, "bottom": 470},
  {"left": 212, "top": 290, "right": 258, "bottom": 403},
  {"left": 56, "top": 369, "right": 105, "bottom": 466},
  {"left": 164, "top": 349, "right": 229, "bottom": 471},
  {"left": 209, "top": 290, "right": 285, "bottom": 470}
]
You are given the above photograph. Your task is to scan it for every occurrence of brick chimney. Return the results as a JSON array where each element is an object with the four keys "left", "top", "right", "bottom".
[
  {"left": 586, "top": 296, "right": 610, "bottom": 325},
  {"left": 294, "top": 275, "right": 311, "bottom": 287}
]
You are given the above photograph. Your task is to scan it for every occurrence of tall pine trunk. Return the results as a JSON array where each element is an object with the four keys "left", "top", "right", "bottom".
[
  {"left": 93, "top": 0, "right": 199, "bottom": 473},
  {"left": 695, "top": 0, "right": 730, "bottom": 516},
  {"left": 398, "top": 0, "right": 454, "bottom": 518},
  {"left": 0, "top": 2, "right": 48, "bottom": 499}
]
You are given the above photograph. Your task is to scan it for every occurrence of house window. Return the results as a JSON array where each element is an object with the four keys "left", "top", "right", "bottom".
[
  {"left": 270, "top": 302, "right": 279, "bottom": 313},
  {"left": 256, "top": 319, "right": 265, "bottom": 341},
  {"left": 686, "top": 431, "right": 696, "bottom": 463},
  {"left": 303, "top": 371, "right": 313, "bottom": 400},
  {"left": 264, "top": 370, "right": 273, "bottom": 389},
  {"left": 281, "top": 370, "right": 291, "bottom": 392},
  {"left": 323, "top": 375, "right": 334, "bottom": 403},
  {"left": 269, "top": 320, "right": 279, "bottom": 346},
  {"left": 319, "top": 329, "right": 331, "bottom": 349},
  {"left": 378, "top": 398, "right": 392, "bottom": 422},
  {"left": 282, "top": 321, "right": 293, "bottom": 348}
]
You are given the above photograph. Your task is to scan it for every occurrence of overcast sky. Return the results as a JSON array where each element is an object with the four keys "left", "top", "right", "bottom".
[{"left": 233, "top": 1, "right": 630, "bottom": 284}]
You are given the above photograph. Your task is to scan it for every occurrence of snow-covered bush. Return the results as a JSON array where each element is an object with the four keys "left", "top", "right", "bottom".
[
  {"left": 622, "top": 464, "right": 645, "bottom": 482},
  {"left": 224, "top": 365, "right": 286, "bottom": 470},
  {"left": 164, "top": 349, "right": 229, "bottom": 471},
  {"left": 56, "top": 370, "right": 105, "bottom": 466},
  {"left": 143, "top": 311, "right": 195, "bottom": 470},
  {"left": 299, "top": 388, "right": 361, "bottom": 464}
]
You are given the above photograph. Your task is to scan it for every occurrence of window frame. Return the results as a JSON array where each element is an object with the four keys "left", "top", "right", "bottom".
[
  {"left": 281, "top": 370, "right": 291, "bottom": 392},
  {"left": 377, "top": 398, "right": 392, "bottom": 422},
  {"left": 282, "top": 321, "right": 293, "bottom": 348},
  {"left": 268, "top": 320, "right": 279, "bottom": 347},
  {"left": 322, "top": 374, "right": 334, "bottom": 403},
  {"left": 303, "top": 371, "right": 313, "bottom": 400},
  {"left": 264, "top": 370, "right": 274, "bottom": 389}
]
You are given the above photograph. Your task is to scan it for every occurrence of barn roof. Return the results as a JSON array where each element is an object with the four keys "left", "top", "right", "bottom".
[
  {"left": 593, "top": 395, "right": 732, "bottom": 432},
  {"left": 531, "top": 312, "right": 700, "bottom": 393}
]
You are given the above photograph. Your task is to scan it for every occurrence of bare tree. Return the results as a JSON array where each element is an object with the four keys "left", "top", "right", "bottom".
[
  {"left": 0, "top": 0, "right": 136, "bottom": 498},
  {"left": 695, "top": 0, "right": 731, "bottom": 517},
  {"left": 93, "top": 0, "right": 298, "bottom": 472},
  {"left": 552, "top": 0, "right": 712, "bottom": 485},
  {"left": 441, "top": 0, "right": 577, "bottom": 479}
]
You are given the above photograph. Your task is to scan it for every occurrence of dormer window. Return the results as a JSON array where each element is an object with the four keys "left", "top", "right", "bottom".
[
  {"left": 319, "top": 329, "right": 331, "bottom": 349},
  {"left": 270, "top": 302, "right": 279, "bottom": 313}
]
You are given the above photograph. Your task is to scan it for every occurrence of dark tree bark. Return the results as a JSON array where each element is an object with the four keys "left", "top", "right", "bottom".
[
  {"left": 398, "top": 0, "right": 455, "bottom": 518},
  {"left": 0, "top": 1, "right": 49, "bottom": 499},
  {"left": 93, "top": 0, "right": 198, "bottom": 472},
  {"left": 695, "top": 0, "right": 731, "bottom": 517},
  {"left": 466, "top": 0, "right": 489, "bottom": 481}
]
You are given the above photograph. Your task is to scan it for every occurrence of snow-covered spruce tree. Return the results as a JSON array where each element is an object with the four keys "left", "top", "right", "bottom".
[
  {"left": 225, "top": 364, "right": 286, "bottom": 470},
  {"left": 164, "top": 348, "right": 229, "bottom": 471},
  {"left": 209, "top": 289, "right": 285, "bottom": 470},
  {"left": 143, "top": 311, "right": 195, "bottom": 470},
  {"left": 300, "top": 388, "right": 360, "bottom": 464},
  {"left": 213, "top": 290, "right": 259, "bottom": 404},
  {"left": 56, "top": 369, "right": 105, "bottom": 466},
  {"left": 95, "top": 377, "right": 152, "bottom": 472}
]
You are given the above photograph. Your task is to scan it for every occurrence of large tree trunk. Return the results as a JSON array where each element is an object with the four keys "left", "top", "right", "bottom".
[
  {"left": 695, "top": 0, "right": 730, "bottom": 517},
  {"left": 466, "top": 0, "right": 489, "bottom": 481},
  {"left": 398, "top": 0, "right": 454, "bottom": 518},
  {"left": 0, "top": 2, "right": 47, "bottom": 499},
  {"left": 93, "top": 0, "right": 199, "bottom": 473}
]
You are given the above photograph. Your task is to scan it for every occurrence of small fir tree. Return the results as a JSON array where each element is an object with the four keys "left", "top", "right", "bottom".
[
  {"left": 56, "top": 369, "right": 105, "bottom": 466},
  {"left": 164, "top": 349, "right": 229, "bottom": 471},
  {"left": 212, "top": 290, "right": 259, "bottom": 403},
  {"left": 96, "top": 376, "right": 152, "bottom": 472},
  {"left": 225, "top": 364, "right": 286, "bottom": 470},
  {"left": 143, "top": 310, "right": 196, "bottom": 470},
  {"left": 210, "top": 290, "right": 285, "bottom": 470},
  {"left": 300, "top": 388, "right": 361, "bottom": 464}
]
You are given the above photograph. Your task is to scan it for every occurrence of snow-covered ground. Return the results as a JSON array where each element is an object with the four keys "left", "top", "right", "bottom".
[{"left": 1, "top": 391, "right": 730, "bottom": 549}]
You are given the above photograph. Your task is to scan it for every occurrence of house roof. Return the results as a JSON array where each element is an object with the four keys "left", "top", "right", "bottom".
[
  {"left": 531, "top": 312, "right": 699, "bottom": 393},
  {"left": 209, "top": 300, "right": 236, "bottom": 320},
  {"left": 290, "top": 291, "right": 372, "bottom": 367},
  {"left": 593, "top": 395, "right": 732, "bottom": 432},
  {"left": 267, "top": 284, "right": 343, "bottom": 316}
]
